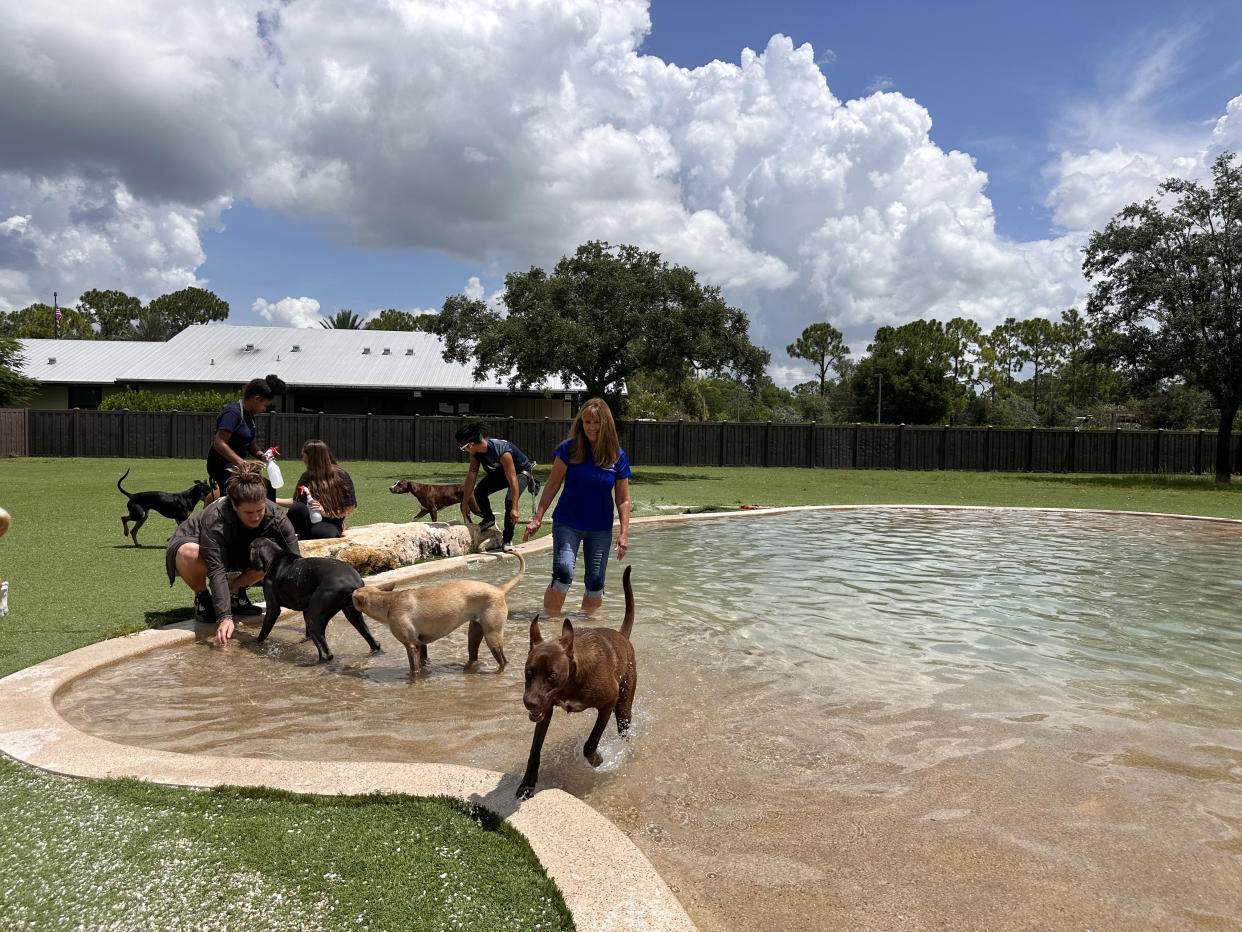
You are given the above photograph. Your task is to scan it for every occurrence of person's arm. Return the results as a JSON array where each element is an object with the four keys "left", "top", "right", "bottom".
[
  {"left": 523, "top": 457, "right": 567, "bottom": 541},
  {"left": 614, "top": 477, "right": 630, "bottom": 560},
  {"left": 212, "top": 429, "right": 245, "bottom": 466},
  {"left": 200, "top": 523, "right": 235, "bottom": 646},
  {"left": 338, "top": 472, "right": 357, "bottom": 518},
  {"left": 460, "top": 458, "right": 481, "bottom": 523},
  {"left": 501, "top": 452, "right": 520, "bottom": 526}
]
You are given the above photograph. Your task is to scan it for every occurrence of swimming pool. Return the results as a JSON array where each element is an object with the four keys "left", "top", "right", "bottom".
[{"left": 57, "top": 508, "right": 1242, "bottom": 930}]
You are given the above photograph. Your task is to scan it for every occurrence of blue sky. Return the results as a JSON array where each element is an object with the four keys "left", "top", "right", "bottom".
[{"left": 3, "top": 0, "right": 1241, "bottom": 383}]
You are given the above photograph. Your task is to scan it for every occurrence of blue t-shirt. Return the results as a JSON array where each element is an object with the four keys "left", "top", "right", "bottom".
[
  {"left": 476, "top": 438, "right": 533, "bottom": 475},
  {"left": 551, "top": 439, "right": 631, "bottom": 531},
  {"left": 215, "top": 401, "right": 256, "bottom": 458}
]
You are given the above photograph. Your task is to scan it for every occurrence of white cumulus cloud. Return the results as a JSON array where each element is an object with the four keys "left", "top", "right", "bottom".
[
  {"left": 0, "top": 0, "right": 1237, "bottom": 385},
  {"left": 252, "top": 296, "right": 322, "bottom": 328}
]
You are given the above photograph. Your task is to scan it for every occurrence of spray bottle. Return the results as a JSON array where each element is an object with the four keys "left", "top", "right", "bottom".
[
  {"left": 263, "top": 446, "right": 284, "bottom": 489},
  {"left": 298, "top": 485, "right": 323, "bottom": 524}
]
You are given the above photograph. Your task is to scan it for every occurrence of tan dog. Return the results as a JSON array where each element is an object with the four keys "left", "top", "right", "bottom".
[
  {"left": 352, "top": 551, "right": 524, "bottom": 674},
  {"left": 518, "top": 565, "right": 635, "bottom": 799},
  {"left": 389, "top": 478, "right": 479, "bottom": 522}
]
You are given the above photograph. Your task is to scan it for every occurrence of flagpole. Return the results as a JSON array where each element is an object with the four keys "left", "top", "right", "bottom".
[{"left": 54, "top": 291, "right": 60, "bottom": 339}]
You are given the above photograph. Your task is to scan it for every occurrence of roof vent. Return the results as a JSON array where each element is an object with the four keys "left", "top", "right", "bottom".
[
  {"left": 405, "top": 348, "right": 414, "bottom": 356},
  {"left": 382, "top": 347, "right": 391, "bottom": 355},
  {"left": 361, "top": 347, "right": 371, "bottom": 355},
  {"left": 48, "top": 357, "right": 56, "bottom": 364},
  {"left": 291, "top": 344, "right": 301, "bottom": 352},
  {"left": 244, "top": 343, "right": 255, "bottom": 352}
]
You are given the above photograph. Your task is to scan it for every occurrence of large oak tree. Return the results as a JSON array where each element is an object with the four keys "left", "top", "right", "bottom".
[
  {"left": 1083, "top": 151, "right": 1242, "bottom": 482},
  {"left": 426, "top": 241, "right": 770, "bottom": 410}
]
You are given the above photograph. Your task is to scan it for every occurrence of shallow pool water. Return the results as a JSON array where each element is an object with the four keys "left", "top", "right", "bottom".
[{"left": 60, "top": 509, "right": 1242, "bottom": 931}]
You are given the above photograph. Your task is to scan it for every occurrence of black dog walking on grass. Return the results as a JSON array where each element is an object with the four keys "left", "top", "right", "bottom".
[{"left": 118, "top": 469, "right": 213, "bottom": 547}]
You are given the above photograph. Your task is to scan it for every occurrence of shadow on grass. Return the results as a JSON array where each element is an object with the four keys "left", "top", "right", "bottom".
[
  {"left": 1013, "top": 473, "right": 1242, "bottom": 493},
  {"left": 630, "top": 469, "right": 723, "bottom": 484},
  {"left": 103, "top": 605, "right": 196, "bottom": 640}
]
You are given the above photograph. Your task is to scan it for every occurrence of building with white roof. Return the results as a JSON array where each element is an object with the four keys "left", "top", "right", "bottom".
[{"left": 19, "top": 324, "right": 583, "bottom": 417}]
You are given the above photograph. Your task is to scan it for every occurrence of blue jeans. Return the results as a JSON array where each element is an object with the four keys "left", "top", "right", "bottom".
[{"left": 550, "top": 523, "right": 613, "bottom": 600}]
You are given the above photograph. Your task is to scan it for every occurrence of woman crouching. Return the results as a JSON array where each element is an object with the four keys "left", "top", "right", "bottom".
[{"left": 165, "top": 461, "right": 300, "bottom": 647}]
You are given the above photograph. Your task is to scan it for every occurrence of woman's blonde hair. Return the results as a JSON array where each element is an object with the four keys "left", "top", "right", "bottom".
[
  {"left": 568, "top": 397, "right": 620, "bottom": 467},
  {"left": 224, "top": 461, "right": 269, "bottom": 506},
  {"left": 299, "top": 439, "right": 348, "bottom": 516}
]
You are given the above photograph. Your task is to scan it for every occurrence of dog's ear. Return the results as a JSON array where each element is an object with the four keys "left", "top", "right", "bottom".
[
  {"left": 529, "top": 614, "right": 543, "bottom": 646},
  {"left": 560, "top": 619, "right": 575, "bottom": 656},
  {"left": 374, "top": 579, "right": 397, "bottom": 592}
]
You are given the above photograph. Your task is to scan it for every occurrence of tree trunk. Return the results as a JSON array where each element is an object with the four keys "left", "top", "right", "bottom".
[{"left": 1215, "top": 400, "right": 1238, "bottom": 483}]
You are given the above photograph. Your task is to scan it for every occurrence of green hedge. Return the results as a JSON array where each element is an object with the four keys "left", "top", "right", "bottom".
[{"left": 99, "top": 389, "right": 234, "bottom": 412}]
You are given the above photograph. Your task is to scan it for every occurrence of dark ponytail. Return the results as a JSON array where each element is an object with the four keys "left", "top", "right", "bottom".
[{"left": 242, "top": 373, "right": 287, "bottom": 401}]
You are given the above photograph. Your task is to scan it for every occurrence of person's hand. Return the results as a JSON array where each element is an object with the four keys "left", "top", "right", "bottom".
[
  {"left": 306, "top": 495, "right": 320, "bottom": 513},
  {"left": 508, "top": 505, "right": 519, "bottom": 526},
  {"left": 215, "top": 617, "right": 235, "bottom": 647},
  {"left": 523, "top": 516, "right": 542, "bottom": 542},
  {"left": 616, "top": 533, "right": 628, "bottom": 560}
]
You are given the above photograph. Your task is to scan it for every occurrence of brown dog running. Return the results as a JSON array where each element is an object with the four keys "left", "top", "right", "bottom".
[
  {"left": 389, "top": 478, "right": 479, "bottom": 522},
  {"left": 351, "top": 550, "right": 524, "bottom": 674},
  {"left": 518, "top": 565, "right": 635, "bottom": 799}
]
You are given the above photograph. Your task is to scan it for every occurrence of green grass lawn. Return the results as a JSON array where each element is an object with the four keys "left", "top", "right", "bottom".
[{"left": 2, "top": 456, "right": 1241, "bottom": 930}]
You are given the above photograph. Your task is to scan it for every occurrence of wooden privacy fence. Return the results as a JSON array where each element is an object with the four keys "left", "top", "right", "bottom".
[{"left": 4, "top": 409, "right": 1240, "bottom": 475}]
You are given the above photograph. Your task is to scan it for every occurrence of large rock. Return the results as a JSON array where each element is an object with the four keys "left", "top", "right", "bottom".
[{"left": 298, "top": 520, "right": 501, "bottom": 572}]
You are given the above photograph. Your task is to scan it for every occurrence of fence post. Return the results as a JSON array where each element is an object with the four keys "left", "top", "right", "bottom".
[
  {"left": 72, "top": 408, "right": 80, "bottom": 457},
  {"left": 1112, "top": 428, "right": 1121, "bottom": 474},
  {"left": 412, "top": 415, "right": 420, "bottom": 463},
  {"left": 676, "top": 419, "right": 684, "bottom": 467},
  {"left": 364, "top": 412, "right": 372, "bottom": 461},
  {"left": 807, "top": 421, "right": 816, "bottom": 468},
  {"left": 764, "top": 421, "right": 772, "bottom": 468},
  {"left": 121, "top": 408, "right": 129, "bottom": 458},
  {"left": 1196, "top": 429, "right": 1205, "bottom": 475},
  {"left": 853, "top": 422, "right": 861, "bottom": 468},
  {"left": 985, "top": 426, "right": 993, "bottom": 472},
  {"left": 895, "top": 424, "right": 905, "bottom": 470},
  {"left": 941, "top": 424, "right": 949, "bottom": 471},
  {"left": 168, "top": 411, "right": 175, "bottom": 458},
  {"left": 1028, "top": 426, "right": 1036, "bottom": 472},
  {"left": 1070, "top": 427, "right": 1078, "bottom": 473},
  {"left": 719, "top": 421, "right": 727, "bottom": 467},
  {"left": 1154, "top": 428, "right": 1163, "bottom": 474}
]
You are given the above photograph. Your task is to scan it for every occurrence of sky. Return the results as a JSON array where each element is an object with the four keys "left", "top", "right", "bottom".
[{"left": 2, "top": 0, "right": 1242, "bottom": 386}]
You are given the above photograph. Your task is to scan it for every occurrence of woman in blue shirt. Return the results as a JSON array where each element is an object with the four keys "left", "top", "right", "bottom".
[
  {"left": 206, "top": 374, "right": 285, "bottom": 499},
  {"left": 524, "top": 397, "right": 630, "bottom": 615}
]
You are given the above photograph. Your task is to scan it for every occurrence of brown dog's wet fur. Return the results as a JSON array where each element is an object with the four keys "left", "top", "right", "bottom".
[
  {"left": 389, "top": 478, "right": 479, "bottom": 522},
  {"left": 518, "top": 565, "right": 635, "bottom": 799},
  {"left": 352, "top": 551, "right": 524, "bottom": 674}
]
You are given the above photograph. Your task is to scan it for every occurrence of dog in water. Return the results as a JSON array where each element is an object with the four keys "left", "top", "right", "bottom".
[
  {"left": 249, "top": 538, "right": 382, "bottom": 663},
  {"left": 518, "top": 565, "right": 635, "bottom": 799},
  {"left": 117, "top": 468, "right": 213, "bottom": 546},
  {"left": 351, "top": 551, "right": 524, "bottom": 674}
]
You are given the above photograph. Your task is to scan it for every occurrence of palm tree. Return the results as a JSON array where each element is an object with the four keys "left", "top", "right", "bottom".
[{"left": 320, "top": 309, "right": 363, "bottom": 330}]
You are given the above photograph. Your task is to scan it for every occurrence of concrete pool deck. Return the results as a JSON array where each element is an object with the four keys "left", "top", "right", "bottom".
[{"left": 4, "top": 504, "right": 1239, "bottom": 931}]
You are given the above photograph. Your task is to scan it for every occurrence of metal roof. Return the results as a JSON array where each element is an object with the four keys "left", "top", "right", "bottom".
[
  {"left": 16, "top": 339, "right": 160, "bottom": 385},
  {"left": 20, "top": 325, "right": 582, "bottom": 393}
]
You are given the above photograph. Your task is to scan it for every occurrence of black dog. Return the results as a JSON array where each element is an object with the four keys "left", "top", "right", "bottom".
[
  {"left": 248, "top": 538, "right": 383, "bottom": 663},
  {"left": 118, "top": 468, "right": 214, "bottom": 547}
]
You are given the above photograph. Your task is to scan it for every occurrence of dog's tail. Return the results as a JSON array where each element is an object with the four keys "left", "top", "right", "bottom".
[
  {"left": 497, "top": 549, "right": 526, "bottom": 595},
  {"left": 619, "top": 565, "right": 633, "bottom": 640},
  {"left": 117, "top": 467, "right": 132, "bottom": 499}
]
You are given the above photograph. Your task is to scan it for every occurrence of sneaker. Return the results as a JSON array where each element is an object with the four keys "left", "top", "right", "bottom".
[
  {"left": 193, "top": 590, "right": 217, "bottom": 624},
  {"left": 232, "top": 589, "right": 263, "bottom": 616},
  {"left": 502, "top": 542, "right": 515, "bottom": 552}
]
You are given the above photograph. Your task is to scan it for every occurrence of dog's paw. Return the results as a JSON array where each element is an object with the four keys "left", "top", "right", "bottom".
[
  {"left": 516, "top": 783, "right": 535, "bottom": 800},
  {"left": 587, "top": 750, "right": 603, "bottom": 767}
]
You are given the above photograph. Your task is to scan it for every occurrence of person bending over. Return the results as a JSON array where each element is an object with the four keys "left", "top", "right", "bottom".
[
  {"left": 456, "top": 422, "right": 538, "bottom": 551},
  {"left": 165, "top": 461, "right": 299, "bottom": 647},
  {"left": 275, "top": 439, "right": 357, "bottom": 539}
]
